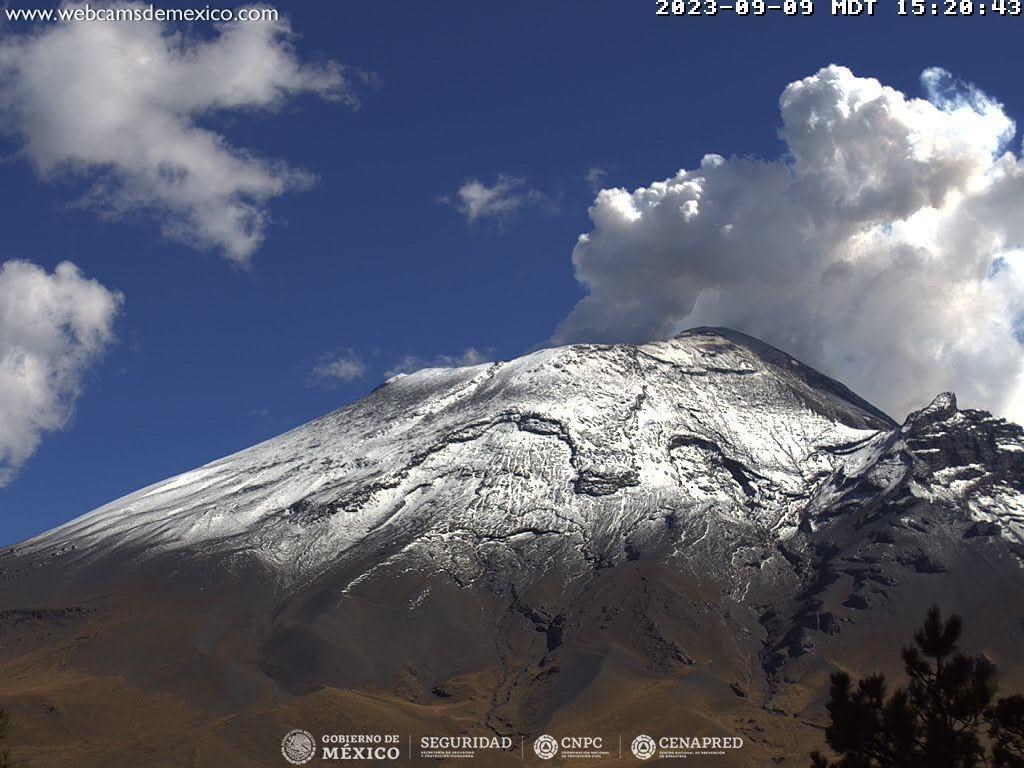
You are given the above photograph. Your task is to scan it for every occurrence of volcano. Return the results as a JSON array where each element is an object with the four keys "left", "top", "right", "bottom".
[{"left": 2, "top": 328, "right": 1023, "bottom": 767}]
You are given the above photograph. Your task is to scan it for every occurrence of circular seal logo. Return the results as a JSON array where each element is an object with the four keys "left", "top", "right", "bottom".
[
  {"left": 631, "top": 734, "right": 657, "bottom": 761},
  {"left": 281, "top": 729, "right": 316, "bottom": 765},
  {"left": 534, "top": 734, "right": 559, "bottom": 760}
]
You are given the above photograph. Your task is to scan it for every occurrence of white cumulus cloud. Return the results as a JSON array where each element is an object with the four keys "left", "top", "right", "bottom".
[
  {"left": 0, "top": 2, "right": 353, "bottom": 264},
  {"left": 555, "top": 65, "right": 1024, "bottom": 423},
  {"left": 0, "top": 260, "right": 122, "bottom": 487}
]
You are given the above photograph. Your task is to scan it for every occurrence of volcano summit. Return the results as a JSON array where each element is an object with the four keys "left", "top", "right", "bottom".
[{"left": 2, "top": 328, "right": 1023, "bottom": 766}]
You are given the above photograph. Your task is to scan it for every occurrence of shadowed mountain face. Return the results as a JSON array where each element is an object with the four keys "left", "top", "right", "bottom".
[{"left": 2, "top": 328, "right": 1023, "bottom": 767}]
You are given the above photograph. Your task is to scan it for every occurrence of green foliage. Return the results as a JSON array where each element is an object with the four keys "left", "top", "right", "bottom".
[{"left": 811, "top": 606, "right": 1024, "bottom": 768}]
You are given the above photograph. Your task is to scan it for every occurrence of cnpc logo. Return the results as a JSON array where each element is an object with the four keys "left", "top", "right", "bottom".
[
  {"left": 533, "top": 734, "right": 605, "bottom": 760},
  {"left": 533, "top": 735, "right": 558, "bottom": 760}
]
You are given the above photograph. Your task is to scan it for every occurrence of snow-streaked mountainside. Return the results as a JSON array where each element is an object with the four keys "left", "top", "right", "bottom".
[
  {"left": 11, "top": 328, "right": 1024, "bottom": 584},
  {"left": 5, "top": 328, "right": 1024, "bottom": 768}
]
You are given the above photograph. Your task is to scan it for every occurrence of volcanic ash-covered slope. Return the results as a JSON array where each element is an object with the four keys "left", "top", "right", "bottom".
[{"left": 15, "top": 328, "right": 896, "bottom": 584}]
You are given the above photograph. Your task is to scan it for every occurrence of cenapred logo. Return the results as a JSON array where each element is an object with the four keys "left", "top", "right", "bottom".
[
  {"left": 631, "top": 734, "right": 657, "bottom": 760},
  {"left": 281, "top": 729, "right": 316, "bottom": 765},
  {"left": 534, "top": 734, "right": 559, "bottom": 760}
]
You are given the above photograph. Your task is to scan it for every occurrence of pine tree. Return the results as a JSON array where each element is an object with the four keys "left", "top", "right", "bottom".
[
  {"left": 811, "top": 606, "right": 1024, "bottom": 767},
  {"left": 0, "top": 707, "right": 9, "bottom": 768},
  {"left": 989, "top": 695, "right": 1024, "bottom": 767}
]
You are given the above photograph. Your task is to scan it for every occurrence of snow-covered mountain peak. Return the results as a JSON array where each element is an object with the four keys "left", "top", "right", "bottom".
[
  {"left": 9, "top": 329, "right": 1017, "bottom": 584},
  {"left": 904, "top": 391, "right": 959, "bottom": 429},
  {"left": 6, "top": 335, "right": 1024, "bottom": 768}
]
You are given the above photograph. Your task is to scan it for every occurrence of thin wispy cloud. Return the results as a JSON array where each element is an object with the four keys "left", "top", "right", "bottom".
[
  {"left": 0, "top": 2, "right": 357, "bottom": 264},
  {"left": 310, "top": 351, "right": 367, "bottom": 385},
  {"left": 584, "top": 167, "right": 608, "bottom": 191},
  {"left": 0, "top": 260, "right": 122, "bottom": 488},
  {"left": 556, "top": 65, "right": 1024, "bottom": 422},
  {"left": 385, "top": 348, "right": 489, "bottom": 377},
  {"left": 443, "top": 175, "right": 553, "bottom": 225}
]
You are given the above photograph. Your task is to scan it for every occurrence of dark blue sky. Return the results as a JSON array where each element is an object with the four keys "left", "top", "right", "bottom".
[{"left": 1, "top": 1, "right": 1022, "bottom": 545}]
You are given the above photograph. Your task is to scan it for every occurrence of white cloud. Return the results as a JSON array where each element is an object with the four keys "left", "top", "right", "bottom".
[
  {"left": 311, "top": 351, "right": 366, "bottom": 385},
  {"left": 385, "top": 348, "right": 488, "bottom": 377},
  {"left": 444, "top": 175, "right": 550, "bottom": 223},
  {"left": 0, "top": 2, "right": 353, "bottom": 264},
  {"left": 555, "top": 65, "right": 1024, "bottom": 423},
  {"left": 0, "top": 260, "right": 122, "bottom": 487}
]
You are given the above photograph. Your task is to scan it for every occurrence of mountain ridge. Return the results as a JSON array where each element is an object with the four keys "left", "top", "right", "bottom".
[
  {"left": 8, "top": 327, "right": 903, "bottom": 581},
  {"left": 2, "top": 328, "right": 1024, "bottom": 767}
]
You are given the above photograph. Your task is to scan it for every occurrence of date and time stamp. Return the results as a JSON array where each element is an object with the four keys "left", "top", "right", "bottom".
[{"left": 656, "top": 0, "right": 1022, "bottom": 16}]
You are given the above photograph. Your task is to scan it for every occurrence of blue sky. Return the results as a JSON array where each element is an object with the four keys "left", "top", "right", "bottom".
[{"left": 2, "top": 1, "right": 1024, "bottom": 545}]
